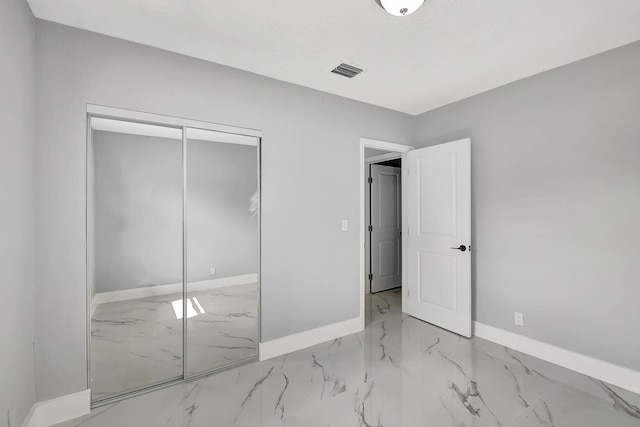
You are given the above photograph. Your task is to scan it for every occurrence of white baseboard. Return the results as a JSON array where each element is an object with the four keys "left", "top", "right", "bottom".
[
  {"left": 473, "top": 322, "right": 640, "bottom": 395},
  {"left": 22, "top": 390, "right": 90, "bottom": 427},
  {"left": 91, "top": 273, "right": 258, "bottom": 315},
  {"left": 259, "top": 316, "right": 363, "bottom": 361},
  {"left": 21, "top": 405, "right": 37, "bottom": 427}
]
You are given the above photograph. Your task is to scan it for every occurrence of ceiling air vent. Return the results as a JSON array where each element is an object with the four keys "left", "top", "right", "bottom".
[{"left": 331, "top": 63, "right": 363, "bottom": 78}]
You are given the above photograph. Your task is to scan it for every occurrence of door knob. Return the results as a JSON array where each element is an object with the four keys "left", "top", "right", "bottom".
[{"left": 451, "top": 245, "right": 467, "bottom": 252}]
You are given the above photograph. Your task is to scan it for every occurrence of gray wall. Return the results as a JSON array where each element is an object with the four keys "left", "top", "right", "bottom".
[
  {"left": 92, "top": 131, "right": 258, "bottom": 293},
  {"left": 0, "top": 0, "right": 36, "bottom": 424},
  {"left": 413, "top": 41, "right": 640, "bottom": 371},
  {"left": 34, "top": 21, "right": 413, "bottom": 400},
  {"left": 187, "top": 139, "right": 258, "bottom": 284},
  {"left": 93, "top": 131, "right": 182, "bottom": 293}
]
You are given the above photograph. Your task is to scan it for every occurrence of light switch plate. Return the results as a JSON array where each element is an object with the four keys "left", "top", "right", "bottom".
[{"left": 341, "top": 219, "right": 348, "bottom": 231}]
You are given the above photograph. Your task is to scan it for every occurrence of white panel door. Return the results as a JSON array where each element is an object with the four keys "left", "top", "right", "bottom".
[
  {"left": 370, "top": 164, "right": 401, "bottom": 293},
  {"left": 404, "top": 139, "right": 471, "bottom": 337}
]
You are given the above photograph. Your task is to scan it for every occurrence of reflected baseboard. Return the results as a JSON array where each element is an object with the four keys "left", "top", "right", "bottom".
[{"left": 91, "top": 273, "right": 257, "bottom": 316}]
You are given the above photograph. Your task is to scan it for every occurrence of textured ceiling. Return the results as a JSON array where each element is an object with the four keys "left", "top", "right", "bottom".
[{"left": 27, "top": 0, "right": 640, "bottom": 115}]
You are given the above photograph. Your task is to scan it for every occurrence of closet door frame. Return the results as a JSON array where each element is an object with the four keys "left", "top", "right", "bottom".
[{"left": 86, "top": 104, "right": 262, "bottom": 406}]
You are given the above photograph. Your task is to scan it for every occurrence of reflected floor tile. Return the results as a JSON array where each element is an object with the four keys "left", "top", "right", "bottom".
[
  {"left": 510, "top": 385, "right": 640, "bottom": 427},
  {"left": 471, "top": 337, "right": 640, "bottom": 419},
  {"left": 67, "top": 289, "right": 640, "bottom": 427},
  {"left": 259, "top": 333, "right": 369, "bottom": 406},
  {"left": 179, "top": 362, "right": 311, "bottom": 427},
  {"left": 366, "top": 287, "right": 403, "bottom": 325},
  {"left": 91, "top": 283, "right": 258, "bottom": 399},
  {"left": 294, "top": 367, "right": 495, "bottom": 427}
]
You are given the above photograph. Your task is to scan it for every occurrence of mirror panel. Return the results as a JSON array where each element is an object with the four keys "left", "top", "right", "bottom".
[
  {"left": 89, "top": 118, "right": 184, "bottom": 401},
  {"left": 185, "top": 127, "right": 259, "bottom": 375}
]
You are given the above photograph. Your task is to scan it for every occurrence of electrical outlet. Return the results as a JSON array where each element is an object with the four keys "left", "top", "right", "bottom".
[
  {"left": 514, "top": 312, "right": 524, "bottom": 326},
  {"left": 210, "top": 267, "right": 216, "bottom": 276}
]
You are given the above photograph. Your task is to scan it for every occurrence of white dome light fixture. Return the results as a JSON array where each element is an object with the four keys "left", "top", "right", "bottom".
[{"left": 378, "top": 0, "right": 424, "bottom": 16}]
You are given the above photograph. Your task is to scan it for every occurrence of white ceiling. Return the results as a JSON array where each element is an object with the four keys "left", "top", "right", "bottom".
[{"left": 27, "top": 0, "right": 640, "bottom": 115}]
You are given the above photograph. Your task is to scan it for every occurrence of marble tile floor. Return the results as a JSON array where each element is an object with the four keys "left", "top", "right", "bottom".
[
  {"left": 60, "top": 288, "right": 640, "bottom": 426},
  {"left": 91, "top": 283, "right": 258, "bottom": 400}
]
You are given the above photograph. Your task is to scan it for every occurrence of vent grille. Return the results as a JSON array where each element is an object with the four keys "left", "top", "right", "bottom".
[{"left": 331, "top": 63, "right": 363, "bottom": 78}]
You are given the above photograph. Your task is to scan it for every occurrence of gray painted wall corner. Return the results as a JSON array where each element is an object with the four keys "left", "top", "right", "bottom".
[
  {"left": 413, "top": 40, "right": 640, "bottom": 371},
  {"left": 0, "top": 0, "right": 37, "bottom": 424}
]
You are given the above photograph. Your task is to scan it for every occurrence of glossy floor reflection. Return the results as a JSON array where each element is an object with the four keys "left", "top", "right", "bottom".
[
  {"left": 65, "top": 288, "right": 640, "bottom": 426},
  {"left": 91, "top": 283, "right": 258, "bottom": 399}
]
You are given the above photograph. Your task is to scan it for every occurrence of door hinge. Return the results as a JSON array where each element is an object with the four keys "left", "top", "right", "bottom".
[
  {"left": 368, "top": 225, "right": 373, "bottom": 232},
  {"left": 369, "top": 273, "right": 373, "bottom": 280},
  {"left": 368, "top": 176, "right": 373, "bottom": 183}
]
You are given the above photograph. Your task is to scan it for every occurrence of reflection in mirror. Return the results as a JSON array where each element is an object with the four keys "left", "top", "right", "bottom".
[
  {"left": 185, "top": 127, "right": 259, "bottom": 376},
  {"left": 89, "top": 118, "right": 183, "bottom": 401}
]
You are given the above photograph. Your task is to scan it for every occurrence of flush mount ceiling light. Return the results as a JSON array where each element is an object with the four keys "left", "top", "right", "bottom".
[{"left": 376, "top": 0, "right": 424, "bottom": 16}]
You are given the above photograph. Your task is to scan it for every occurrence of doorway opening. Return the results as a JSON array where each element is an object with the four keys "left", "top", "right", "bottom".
[
  {"left": 359, "top": 137, "right": 472, "bottom": 337},
  {"left": 366, "top": 156, "right": 402, "bottom": 294},
  {"left": 359, "top": 139, "right": 413, "bottom": 327}
]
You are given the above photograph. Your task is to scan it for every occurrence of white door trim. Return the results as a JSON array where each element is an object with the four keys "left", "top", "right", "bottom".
[{"left": 360, "top": 138, "right": 414, "bottom": 329}]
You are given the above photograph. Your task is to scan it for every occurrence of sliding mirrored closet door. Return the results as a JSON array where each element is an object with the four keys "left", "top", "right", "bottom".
[
  {"left": 88, "top": 114, "right": 260, "bottom": 404},
  {"left": 185, "top": 128, "right": 259, "bottom": 375},
  {"left": 89, "top": 119, "right": 184, "bottom": 401}
]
